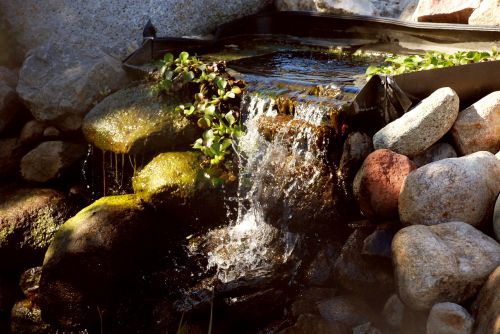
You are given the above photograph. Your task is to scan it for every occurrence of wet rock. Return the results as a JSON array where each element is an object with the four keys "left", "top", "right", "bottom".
[
  {"left": 451, "top": 91, "right": 500, "bottom": 155},
  {"left": 20, "top": 267, "right": 42, "bottom": 302},
  {"left": 19, "top": 120, "right": 46, "bottom": 145},
  {"left": 20, "top": 141, "right": 86, "bottom": 183},
  {"left": 317, "top": 294, "right": 376, "bottom": 328},
  {"left": 373, "top": 87, "right": 459, "bottom": 156},
  {"left": 0, "top": 137, "right": 24, "bottom": 177},
  {"left": 411, "top": 142, "right": 457, "bottom": 167},
  {"left": 382, "top": 294, "right": 405, "bottom": 329},
  {"left": 338, "top": 131, "right": 373, "bottom": 182},
  {"left": 303, "top": 241, "right": 342, "bottom": 286},
  {"left": 399, "top": 151, "right": 500, "bottom": 227},
  {"left": 290, "top": 287, "right": 337, "bottom": 317},
  {"left": 0, "top": 67, "right": 18, "bottom": 88},
  {"left": 39, "top": 194, "right": 156, "bottom": 330},
  {"left": 495, "top": 194, "right": 500, "bottom": 241},
  {"left": 353, "top": 149, "right": 416, "bottom": 219},
  {"left": 471, "top": 265, "right": 500, "bottom": 334},
  {"left": 392, "top": 222, "right": 500, "bottom": 310},
  {"left": 11, "top": 299, "right": 53, "bottom": 334},
  {"left": 0, "top": 0, "right": 271, "bottom": 59},
  {"left": 275, "top": 0, "right": 377, "bottom": 16},
  {"left": 0, "top": 187, "right": 74, "bottom": 270},
  {"left": 469, "top": 0, "right": 500, "bottom": 26},
  {"left": 83, "top": 84, "right": 199, "bottom": 155},
  {"left": 426, "top": 302, "right": 474, "bottom": 334},
  {"left": 333, "top": 228, "right": 394, "bottom": 298},
  {"left": 278, "top": 313, "right": 349, "bottom": 334},
  {"left": 17, "top": 41, "right": 129, "bottom": 131},
  {"left": 414, "top": 0, "right": 480, "bottom": 23}
]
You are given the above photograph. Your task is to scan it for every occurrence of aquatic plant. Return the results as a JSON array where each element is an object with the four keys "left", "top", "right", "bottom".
[
  {"left": 157, "top": 51, "right": 245, "bottom": 167},
  {"left": 366, "top": 49, "right": 499, "bottom": 79}
]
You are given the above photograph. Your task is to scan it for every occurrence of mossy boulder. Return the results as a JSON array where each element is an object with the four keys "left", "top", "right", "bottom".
[
  {"left": 39, "top": 194, "right": 157, "bottom": 330},
  {"left": 82, "top": 84, "right": 199, "bottom": 155},
  {"left": 133, "top": 152, "right": 233, "bottom": 229},
  {"left": 0, "top": 187, "right": 75, "bottom": 272}
]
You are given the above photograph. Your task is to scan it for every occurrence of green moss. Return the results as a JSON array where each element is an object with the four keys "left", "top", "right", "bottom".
[{"left": 132, "top": 152, "right": 202, "bottom": 204}]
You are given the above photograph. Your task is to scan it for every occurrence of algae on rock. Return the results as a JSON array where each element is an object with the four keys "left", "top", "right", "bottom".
[{"left": 82, "top": 84, "right": 199, "bottom": 155}]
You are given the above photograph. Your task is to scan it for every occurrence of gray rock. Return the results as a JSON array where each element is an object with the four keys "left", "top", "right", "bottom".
[
  {"left": 469, "top": 0, "right": 500, "bottom": 26},
  {"left": 426, "top": 302, "right": 474, "bottom": 334},
  {"left": 0, "top": 187, "right": 74, "bottom": 270},
  {"left": 362, "top": 226, "right": 396, "bottom": 259},
  {"left": 382, "top": 294, "right": 405, "bottom": 329},
  {"left": 317, "top": 295, "right": 376, "bottom": 328},
  {"left": 275, "top": 0, "right": 377, "bottom": 15},
  {"left": 471, "top": 265, "right": 500, "bottom": 334},
  {"left": 495, "top": 195, "right": 500, "bottom": 242},
  {"left": 17, "top": 41, "right": 130, "bottom": 131},
  {"left": 20, "top": 141, "right": 86, "bottom": 183},
  {"left": 0, "top": 1, "right": 272, "bottom": 59},
  {"left": 392, "top": 222, "right": 500, "bottom": 310},
  {"left": 373, "top": 87, "right": 459, "bottom": 156},
  {"left": 83, "top": 85, "right": 199, "bottom": 155},
  {"left": 19, "top": 120, "right": 46, "bottom": 145},
  {"left": 290, "top": 287, "right": 337, "bottom": 317},
  {"left": 338, "top": 131, "right": 373, "bottom": 182},
  {"left": 451, "top": 91, "right": 500, "bottom": 155},
  {"left": 399, "top": 151, "right": 500, "bottom": 227},
  {"left": 412, "top": 142, "right": 457, "bottom": 167},
  {"left": 352, "top": 322, "right": 382, "bottom": 334},
  {"left": 303, "top": 242, "right": 342, "bottom": 286}
]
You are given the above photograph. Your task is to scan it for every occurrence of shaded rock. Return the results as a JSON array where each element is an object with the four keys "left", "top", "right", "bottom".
[
  {"left": 338, "top": 131, "right": 373, "bottom": 182},
  {"left": 42, "top": 126, "right": 60, "bottom": 138},
  {"left": 412, "top": 142, "right": 457, "bottom": 167},
  {"left": 495, "top": 194, "right": 500, "bottom": 241},
  {"left": 399, "top": 151, "right": 500, "bottom": 227},
  {"left": 392, "top": 221, "right": 500, "bottom": 310},
  {"left": 362, "top": 226, "right": 396, "bottom": 259},
  {"left": 0, "top": 137, "right": 23, "bottom": 177},
  {"left": 0, "top": 0, "right": 271, "bottom": 59},
  {"left": 19, "top": 120, "right": 46, "bottom": 145},
  {"left": 353, "top": 149, "right": 416, "bottom": 219},
  {"left": 333, "top": 228, "right": 394, "bottom": 298},
  {"left": 471, "top": 265, "right": 500, "bottom": 334},
  {"left": 20, "top": 141, "right": 86, "bottom": 183},
  {"left": 427, "top": 302, "right": 474, "bottom": 334},
  {"left": 0, "top": 80, "right": 21, "bottom": 134},
  {"left": 278, "top": 313, "right": 349, "bottom": 334},
  {"left": 303, "top": 241, "right": 342, "bottom": 286},
  {"left": 0, "top": 67, "right": 18, "bottom": 88},
  {"left": 83, "top": 85, "right": 199, "bottom": 155},
  {"left": 290, "top": 287, "right": 337, "bottom": 317},
  {"left": 0, "top": 275, "right": 20, "bottom": 315},
  {"left": 469, "top": 0, "right": 500, "bottom": 26},
  {"left": 352, "top": 322, "right": 382, "bottom": 334},
  {"left": 275, "top": 0, "right": 377, "bottom": 15},
  {"left": 382, "top": 294, "right": 405, "bottom": 329},
  {"left": 39, "top": 194, "right": 156, "bottom": 330},
  {"left": 11, "top": 299, "right": 53, "bottom": 334},
  {"left": 451, "top": 91, "right": 500, "bottom": 155},
  {"left": 414, "top": 0, "right": 480, "bottom": 23},
  {"left": 0, "top": 187, "right": 74, "bottom": 270},
  {"left": 317, "top": 294, "right": 376, "bottom": 328},
  {"left": 20, "top": 267, "right": 42, "bottom": 302},
  {"left": 17, "top": 41, "right": 129, "bottom": 131},
  {"left": 373, "top": 87, "right": 459, "bottom": 156}
]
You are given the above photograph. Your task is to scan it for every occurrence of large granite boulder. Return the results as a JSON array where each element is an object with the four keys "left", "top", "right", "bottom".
[
  {"left": 0, "top": 187, "right": 75, "bottom": 271},
  {"left": 469, "top": 0, "right": 500, "bottom": 26},
  {"left": 373, "top": 87, "right": 459, "bottom": 157},
  {"left": 426, "top": 302, "right": 474, "bottom": 334},
  {"left": 451, "top": 91, "right": 500, "bottom": 155},
  {"left": 392, "top": 222, "right": 500, "bottom": 310},
  {"left": 471, "top": 265, "right": 500, "bottom": 334},
  {"left": 17, "top": 41, "right": 130, "bottom": 131},
  {"left": 0, "top": 0, "right": 272, "bottom": 59},
  {"left": 399, "top": 151, "right": 500, "bottom": 227},
  {"left": 39, "top": 194, "right": 157, "bottom": 330},
  {"left": 82, "top": 85, "right": 199, "bottom": 155},
  {"left": 414, "top": 0, "right": 480, "bottom": 23}
]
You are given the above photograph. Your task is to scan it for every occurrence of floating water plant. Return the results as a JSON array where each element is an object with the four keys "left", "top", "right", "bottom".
[
  {"left": 366, "top": 49, "right": 500, "bottom": 79},
  {"left": 156, "top": 51, "right": 245, "bottom": 167}
]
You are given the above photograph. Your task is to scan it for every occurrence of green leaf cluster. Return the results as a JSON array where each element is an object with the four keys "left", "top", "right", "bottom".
[
  {"left": 157, "top": 52, "right": 245, "bottom": 167},
  {"left": 366, "top": 48, "right": 499, "bottom": 79}
]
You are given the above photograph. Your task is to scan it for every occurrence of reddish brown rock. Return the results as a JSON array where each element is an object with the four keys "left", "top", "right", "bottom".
[
  {"left": 414, "top": 0, "right": 480, "bottom": 23},
  {"left": 472, "top": 265, "right": 500, "bottom": 334},
  {"left": 353, "top": 149, "right": 416, "bottom": 219}
]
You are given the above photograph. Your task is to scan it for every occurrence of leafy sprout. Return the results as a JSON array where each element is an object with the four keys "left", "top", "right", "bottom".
[
  {"left": 156, "top": 52, "right": 245, "bottom": 167},
  {"left": 366, "top": 48, "right": 499, "bottom": 79}
]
